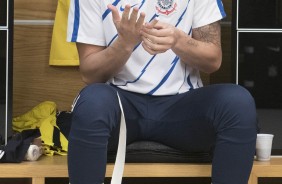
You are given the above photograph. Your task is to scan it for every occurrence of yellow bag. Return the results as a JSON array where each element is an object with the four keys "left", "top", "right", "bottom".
[
  {"left": 13, "top": 101, "right": 68, "bottom": 155},
  {"left": 49, "top": 0, "right": 79, "bottom": 66}
]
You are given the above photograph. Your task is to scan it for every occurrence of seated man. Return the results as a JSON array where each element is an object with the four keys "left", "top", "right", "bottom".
[{"left": 67, "top": 0, "right": 258, "bottom": 184}]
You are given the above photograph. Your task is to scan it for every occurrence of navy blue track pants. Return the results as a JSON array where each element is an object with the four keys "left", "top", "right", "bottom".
[{"left": 68, "top": 83, "right": 258, "bottom": 184}]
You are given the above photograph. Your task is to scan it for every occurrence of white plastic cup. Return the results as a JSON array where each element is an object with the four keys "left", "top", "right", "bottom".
[{"left": 256, "top": 134, "right": 274, "bottom": 161}]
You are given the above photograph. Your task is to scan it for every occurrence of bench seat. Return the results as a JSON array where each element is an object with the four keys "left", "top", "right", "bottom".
[{"left": 1, "top": 155, "right": 282, "bottom": 184}]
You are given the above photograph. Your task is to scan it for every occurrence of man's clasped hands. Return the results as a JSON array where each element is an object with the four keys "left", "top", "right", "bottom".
[{"left": 108, "top": 4, "right": 181, "bottom": 55}]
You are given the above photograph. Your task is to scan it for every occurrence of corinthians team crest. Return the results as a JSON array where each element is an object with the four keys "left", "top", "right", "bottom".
[{"left": 156, "top": 0, "right": 177, "bottom": 16}]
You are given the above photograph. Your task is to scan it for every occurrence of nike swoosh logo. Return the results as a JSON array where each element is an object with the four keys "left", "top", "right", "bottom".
[{"left": 120, "top": 3, "right": 138, "bottom": 11}]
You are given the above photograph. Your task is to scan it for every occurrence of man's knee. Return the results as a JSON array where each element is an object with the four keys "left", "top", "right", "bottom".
[
  {"left": 80, "top": 83, "right": 117, "bottom": 102},
  {"left": 72, "top": 83, "right": 119, "bottom": 112},
  {"left": 71, "top": 83, "right": 120, "bottom": 130},
  {"left": 214, "top": 84, "right": 258, "bottom": 131},
  {"left": 69, "top": 84, "right": 121, "bottom": 149}
]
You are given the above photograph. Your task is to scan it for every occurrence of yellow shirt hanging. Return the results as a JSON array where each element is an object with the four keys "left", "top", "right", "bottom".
[{"left": 49, "top": 0, "right": 79, "bottom": 66}]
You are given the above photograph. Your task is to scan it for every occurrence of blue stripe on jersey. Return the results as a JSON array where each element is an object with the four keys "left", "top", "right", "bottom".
[
  {"left": 175, "top": 0, "right": 190, "bottom": 27},
  {"left": 71, "top": 0, "right": 80, "bottom": 42},
  {"left": 147, "top": 56, "right": 179, "bottom": 95},
  {"left": 139, "top": 0, "right": 146, "bottom": 9},
  {"left": 150, "top": 14, "right": 159, "bottom": 22},
  {"left": 117, "top": 55, "right": 157, "bottom": 86},
  {"left": 133, "top": 42, "right": 142, "bottom": 51},
  {"left": 175, "top": 8, "right": 187, "bottom": 27},
  {"left": 102, "top": 0, "right": 121, "bottom": 20},
  {"left": 188, "top": 26, "right": 192, "bottom": 35},
  {"left": 187, "top": 75, "right": 194, "bottom": 90},
  {"left": 108, "top": 34, "right": 118, "bottom": 46},
  {"left": 216, "top": 0, "right": 226, "bottom": 18}
]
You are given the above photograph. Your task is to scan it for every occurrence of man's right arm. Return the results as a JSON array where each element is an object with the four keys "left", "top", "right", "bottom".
[
  {"left": 77, "top": 38, "right": 133, "bottom": 84},
  {"left": 77, "top": 4, "right": 147, "bottom": 84}
]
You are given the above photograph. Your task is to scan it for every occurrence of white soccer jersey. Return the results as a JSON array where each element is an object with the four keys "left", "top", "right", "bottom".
[{"left": 67, "top": 0, "right": 226, "bottom": 95}]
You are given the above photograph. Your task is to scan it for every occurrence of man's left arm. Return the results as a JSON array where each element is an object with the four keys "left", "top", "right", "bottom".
[{"left": 140, "top": 20, "right": 222, "bottom": 74}]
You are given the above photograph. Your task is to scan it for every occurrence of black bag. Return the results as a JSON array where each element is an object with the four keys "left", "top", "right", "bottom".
[{"left": 0, "top": 129, "right": 40, "bottom": 163}]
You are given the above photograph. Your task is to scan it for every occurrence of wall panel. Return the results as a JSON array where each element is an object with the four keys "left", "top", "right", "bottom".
[
  {"left": 13, "top": 25, "right": 85, "bottom": 116},
  {"left": 14, "top": 0, "right": 57, "bottom": 20}
]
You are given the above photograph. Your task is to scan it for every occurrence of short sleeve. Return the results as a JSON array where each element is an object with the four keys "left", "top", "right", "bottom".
[
  {"left": 192, "top": 0, "right": 226, "bottom": 28},
  {"left": 67, "top": 0, "right": 106, "bottom": 46}
]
